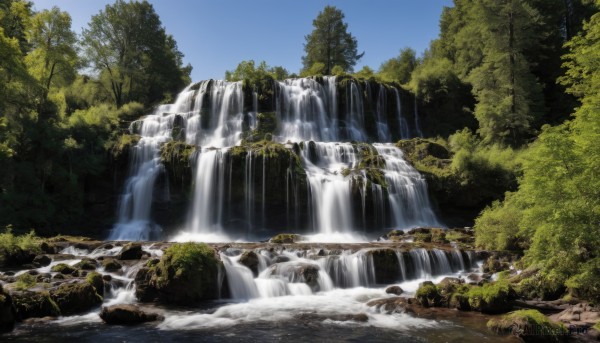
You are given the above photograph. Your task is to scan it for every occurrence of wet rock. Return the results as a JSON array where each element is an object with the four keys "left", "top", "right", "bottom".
[
  {"left": 50, "top": 263, "right": 76, "bottom": 275},
  {"left": 12, "top": 290, "right": 60, "bottom": 319},
  {"left": 50, "top": 281, "right": 103, "bottom": 315},
  {"left": 134, "top": 243, "right": 220, "bottom": 304},
  {"left": 86, "top": 272, "right": 105, "bottom": 296},
  {"left": 482, "top": 257, "right": 510, "bottom": 273},
  {"left": 367, "top": 296, "right": 418, "bottom": 314},
  {"left": 99, "top": 304, "right": 163, "bottom": 325},
  {"left": 32, "top": 255, "right": 51, "bottom": 267},
  {"left": 488, "top": 309, "right": 568, "bottom": 342},
  {"left": 269, "top": 234, "right": 301, "bottom": 244},
  {"left": 74, "top": 257, "right": 98, "bottom": 271},
  {"left": 272, "top": 255, "right": 290, "bottom": 263},
  {"left": 0, "top": 286, "right": 16, "bottom": 332},
  {"left": 368, "top": 249, "right": 399, "bottom": 284},
  {"left": 238, "top": 251, "right": 259, "bottom": 277},
  {"left": 119, "top": 243, "right": 143, "bottom": 260},
  {"left": 296, "top": 312, "right": 368, "bottom": 323},
  {"left": 40, "top": 242, "right": 57, "bottom": 254},
  {"left": 385, "top": 286, "right": 404, "bottom": 295},
  {"left": 102, "top": 259, "right": 122, "bottom": 272},
  {"left": 102, "top": 274, "right": 112, "bottom": 282}
]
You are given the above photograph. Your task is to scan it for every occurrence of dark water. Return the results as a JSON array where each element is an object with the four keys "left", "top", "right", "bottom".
[{"left": 3, "top": 311, "right": 513, "bottom": 343}]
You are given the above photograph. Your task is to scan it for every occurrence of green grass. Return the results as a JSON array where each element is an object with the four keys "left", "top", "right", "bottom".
[
  {"left": 0, "top": 227, "right": 42, "bottom": 255},
  {"left": 487, "top": 310, "right": 567, "bottom": 341},
  {"left": 14, "top": 273, "right": 37, "bottom": 290}
]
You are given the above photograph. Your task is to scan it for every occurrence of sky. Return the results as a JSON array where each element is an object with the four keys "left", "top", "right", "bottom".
[{"left": 30, "top": 0, "right": 454, "bottom": 82}]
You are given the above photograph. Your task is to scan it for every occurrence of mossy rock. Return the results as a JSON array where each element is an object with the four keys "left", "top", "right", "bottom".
[
  {"left": 368, "top": 249, "right": 400, "bottom": 284},
  {"left": 482, "top": 257, "right": 510, "bottom": 273},
  {"left": 51, "top": 263, "right": 76, "bottom": 275},
  {"left": 50, "top": 281, "right": 103, "bottom": 315},
  {"left": 160, "top": 141, "right": 196, "bottom": 182},
  {"left": 86, "top": 272, "right": 105, "bottom": 297},
  {"left": 244, "top": 112, "right": 277, "bottom": 142},
  {"left": 110, "top": 134, "right": 141, "bottom": 164},
  {"left": 385, "top": 230, "right": 404, "bottom": 242},
  {"left": 413, "top": 232, "right": 432, "bottom": 243},
  {"left": 74, "top": 258, "right": 97, "bottom": 271},
  {"left": 269, "top": 234, "right": 301, "bottom": 244},
  {"left": 467, "top": 281, "right": 516, "bottom": 314},
  {"left": 415, "top": 281, "right": 442, "bottom": 307},
  {"left": 12, "top": 290, "right": 60, "bottom": 319},
  {"left": 514, "top": 274, "right": 565, "bottom": 301},
  {"left": 102, "top": 259, "right": 122, "bottom": 272},
  {"left": 487, "top": 310, "right": 568, "bottom": 342},
  {"left": 135, "top": 243, "right": 220, "bottom": 304}
]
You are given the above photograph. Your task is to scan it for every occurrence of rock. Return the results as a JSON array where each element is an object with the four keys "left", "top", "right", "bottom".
[
  {"left": 368, "top": 249, "right": 399, "bottom": 284},
  {"left": 0, "top": 286, "right": 16, "bottom": 332},
  {"left": 296, "top": 312, "right": 368, "bottom": 323},
  {"left": 102, "top": 274, "right": 112, "bottom": 282},
  {"left": 550, "top": 303, "right": 600, "bottom": 327},
  {"left": 99, "top": 304, "right": 163, "bottom": 325},
  {"left": 119, "top": 243, "right": 143, "bottom": 260},
  {"left": 50, "top": 281, "right": 103, "bottom": 315},
  {"left": 86, "top": 272, "right": 105, "bottom": 296},
  {"left": 50, "top": 263, "right": 76, "bottom": 275},
  {"left": 32, "top": 255, "right": 51, "bottom": 267},
  {"left": 269, "top": 234, "right": 301, "bottom": 244},
  {"left": 467, "top": 281, "right": 516, "bottom": 314},
  {"left": 74, "top": 258, "right": 97, "bottom": 270},
  {"left": 482, "top": 257, "right": 510, "bottom": 273},
  {"left": 102, "top": 259, "right": 122, "bottom": 272},
  {"left": 238, "top": 251, "right": 259, "bottom": 277},
  {"left": 488, "top": 309, "right": 568, "bottom": 342},
  {"left": 385, "top": 286, "right": 404, "bottom": 295},
  {"left": 12, "top": 291, "right": 60, "bottom": 319},
  {"left": 134, "top": 243, "right": 220, "bottom": 304},
  {"left": 415, "top": 281, "right": 441, "bottom": 307},
  {"left": 367, "top": 296, "right": 418, "bottom": 314},
  {"left": 272, "top": 255, "right": 290, "bottom": 263},
  {"left": 40, "top": 242, "right": 57, "bottom": 254}
]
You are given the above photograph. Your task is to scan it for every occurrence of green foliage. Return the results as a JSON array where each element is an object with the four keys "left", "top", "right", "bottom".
[
  {"left": 378, "top": 48, "right": 417, "bottom": 84},
  {"left": 302, "top": 6, "right": 363, "bottom": 74},
  {"left": 0, "top": 228, "right": 42, "bottom": 255},
  {"left": 154, "top": 242, "right": 217, "bottom": 286},
  {"left": 475, "top": 192, "right": 525, "bottom": 251},
  {"left": 353, "top": 66, "right": 376, "bottom": 80},
  {"left": 225, "top": 60, "right": 288, "bottom": 82},
  {"left": 300, "top": 62, "right": 325, "bottom": 77},
  {"left": 82, "top": 0, "right": 190, "bottom": 107},
  {"left": 269, "top": 234, "right": 301, "bottom": 244},
  {"left": 14, "top": 273, "right": 36, "bottom": 290},
  {"left": 415, "top": 282, "right": 441, "bottom": 307}
]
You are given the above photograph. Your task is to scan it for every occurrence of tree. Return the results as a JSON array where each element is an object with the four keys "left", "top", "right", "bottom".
[
  {"left": 225, "top": 60, "right": 289, "bottom": 82},
  {"left": 467, "top": 0, "right": 544, "bottom": 146},
  {"left": 378, "top": 48, "right": 417, "bottom": 84},
  {"left": 82, "top": 0, "right": 190, "bottom": 107},
  {"left": 25, "top": 7, "right": 77, "bottom": 97},
  {"left": 302, "top": 6, "right": 364, "bottom": 75},
  {"left": 353, "top": 65, "right": 375, "bottom": 79}
]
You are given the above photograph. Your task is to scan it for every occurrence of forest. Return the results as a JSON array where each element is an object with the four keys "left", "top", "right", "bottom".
[{"left": 1, "top": 0, "right": 599, "bottom": 332}]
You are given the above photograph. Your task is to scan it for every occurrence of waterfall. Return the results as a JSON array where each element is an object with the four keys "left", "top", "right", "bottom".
[{"left": 111, "top": 76, "right": 441, "bottom": 240}]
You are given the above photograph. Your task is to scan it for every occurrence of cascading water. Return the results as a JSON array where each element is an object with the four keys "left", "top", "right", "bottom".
[{"left": 111, "top": 76, "right": 441, "bottom": 241}]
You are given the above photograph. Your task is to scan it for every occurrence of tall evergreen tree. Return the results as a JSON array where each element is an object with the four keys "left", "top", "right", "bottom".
[{"left": 302, "top": 6, "right": 363, "bottom": 75}]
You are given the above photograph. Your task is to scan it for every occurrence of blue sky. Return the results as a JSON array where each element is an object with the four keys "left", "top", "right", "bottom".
[{"left": 31, "top": 0, "right": 453, "bottom": 82}]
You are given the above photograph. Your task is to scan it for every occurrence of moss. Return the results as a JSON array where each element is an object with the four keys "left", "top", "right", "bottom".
[
  {"left": 270, "top": 234, "right": 301, "bottom": 243},
  {"left": 14, "top": 273, "right": 37, "bottom": 291},
  {"left": 13, "top": 291, "right": 60, "bottom": 319},
  {"left": 160, "top": 141, "right": 196, "bottom": 182},
  {"left": 109, "top": 134, "right": 141, "bottom": 161},
  {"left": 102, "top": 259, "right": 122, "bottom": 272},
  {"left": 51, "top": 263, "right": 76, "bottom": 275},
  {"left": 86, "top": 271, "right": 104, "bottom": 296},
  {"left": 467, "top": 280, "right": 515, "bottom": 313},
  {"left": 445, "top": 230, "right": 474, "bottom": 243},
  {"left": 50, "top": 282, "right": 103, "bottom": 315},
  {"left": 415, "top": 282, "right": 441, "bottom": 307},
  {"left": 487, "top": 310, "right": 567, "bottom": 342},
  {"left": 74, "top": 258, "right": 97, "bottom": 271},
  {"left": 594, "top": 322, "right": 600, "bottom": 331},
  {"left": 149, "top": 243, "right": 220, "bottom": 304},
  {"left": 515, "top": 274, "right": 565, "bottom": 301},
  {"left": 413, "top": 232, "right": 432, "bottom": 243}
]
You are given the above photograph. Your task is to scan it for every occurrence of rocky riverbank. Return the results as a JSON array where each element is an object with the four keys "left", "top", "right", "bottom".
[{"left": 0, "top": 229, "right": 598, "bottom": 342}]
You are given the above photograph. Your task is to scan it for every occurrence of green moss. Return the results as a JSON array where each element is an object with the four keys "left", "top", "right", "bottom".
[
  {"left": 50, "top": 282, "right": 103, "bottom": 315},
  {"left": 74, "top": 258, "right": 97, "bottom": 271},
  {"left": 0, "top": 228, "right": 43, "bottom": 256},
  {"left": 86, "top": 271, "right": 104, "bottom": 296},
  {"left": 160, "top": 141, "right": 195, "bottom": 176},
  {"left": 101, "top": 259, "right": 122, "bottom": 272},
  {"left": 413, "top": 232, "right": 432, "bottom": 243},
  {"left": 594, "top": 322, "right": 600, "bottom": 331},
  {"left": 415, "top": 282, "right": 441, "bottom": 307},
  {"left": 14, "top": 273, "right": 37, "bottom": 291},
  {"left": 445, "top": 230, "right": 473, "bottom": 243},
  {"left": 13, "top": 291, "right": 60, "bottom": 318},
  {"left": 269, "top": 234, "right": 301, "bottom": 244},
  {"left": 467, "top": 280, "right": 515, "bottom": 313},
  {"left": 109, "top": 134, "right": 141, "bottom": 161},
  {"left": 487, "top": 310, "right": 567, "bottom": 342}
]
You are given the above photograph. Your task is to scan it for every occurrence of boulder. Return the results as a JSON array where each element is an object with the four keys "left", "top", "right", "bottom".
[
  {"left": 50, "top": 281, "right": 103, "bottom": 315},
  {"left": 32, "top": 255, "right": 52, "bottom": 267},
  {"left": 0, "top": 286, "right": 16, "bottom": 332},
  {"left": 238, "top": 251, "right": 260, "bottom": 277},
  {"left": 134, "top": 243, "right": 220, "bottom": 304},
  {"left": 367, "top": 296, "right": 419, "bottom": 314},
  {"left": 385, "top": 286, "right": 404, "bottom": 295},
  {"left": 467, "top": 281, "right": 515, "bottom": 314},
  {"left": 102, "top": 259, "right": 122, "bottom": 272},
  {"left": 488, "top": 309, "right": 568, "bottom": 342},
  {"left": 86, "top": 272, "right": 105, "bottom": 297},
  {"left": 550, "top": 303, "right": 600, "bottom": 327},
  {"left": 50, "top": 263, "right": 76, "bottom": 275},
  {"left": 415, "top": 281, "right": 441, "bottom": 307},
  {"left": 119, "top": 243, "right": 143, "bottom": 260},
  {"left": 74, "top": 257, "right": 97, "bottom": 271},
  {"left": 12, "top": 290, "right": 60, "bottom": 319},
  {"left": 99, "top": 304, "right": 163, "bottom": 325},
  {"left": 269, "top": 234, "right": 301, "bottom": 244}
]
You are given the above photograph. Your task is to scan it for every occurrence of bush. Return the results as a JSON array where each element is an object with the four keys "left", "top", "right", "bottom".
[
  {"left": 467, "top": 281, "right": 515, "bottom": 313},
  {"left": 415, "top": 282, "right": 441, "bottom": 307},
  {"left": 0, "top": 228, "right": 43, "bottom": 255}
]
